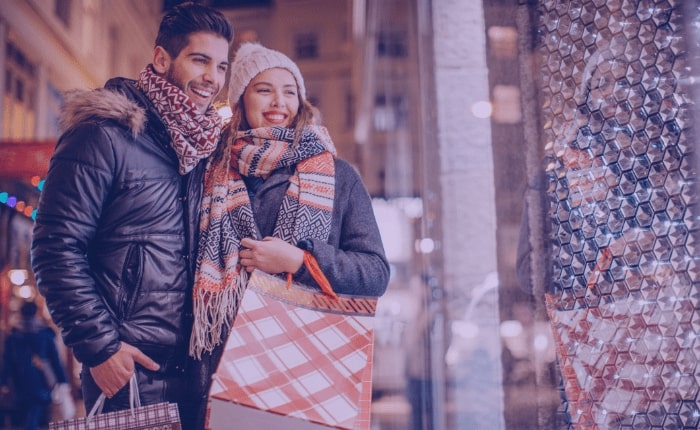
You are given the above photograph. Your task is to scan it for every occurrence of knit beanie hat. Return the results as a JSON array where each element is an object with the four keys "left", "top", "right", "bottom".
[{"left": 229, "top": 42, "right": 306, "bottom": 104}]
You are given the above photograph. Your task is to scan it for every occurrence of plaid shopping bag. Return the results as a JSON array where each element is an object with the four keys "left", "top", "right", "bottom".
[
  {"left": 545, "top": 290, "right": 699, "bottom": 429},
  {"left": 208, "top": 270, "right": 377, "bottom": 430},
  {"left": 49, "top": 375, "right": 181, "bottom": 430}
]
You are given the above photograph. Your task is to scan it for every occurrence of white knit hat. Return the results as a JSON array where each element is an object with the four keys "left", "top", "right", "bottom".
[{"left": 229, "top": 42, "right": 306, "bottom": 103}]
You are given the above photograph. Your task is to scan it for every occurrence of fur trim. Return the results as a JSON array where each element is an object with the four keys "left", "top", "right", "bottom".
[{"left": 59, "top": 88, "right": 146, "bottom": 137}]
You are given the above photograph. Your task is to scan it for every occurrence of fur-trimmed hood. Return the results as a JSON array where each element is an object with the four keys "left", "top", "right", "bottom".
[{"left": 58, "top": 87, "right": 146, "bottom": 137}]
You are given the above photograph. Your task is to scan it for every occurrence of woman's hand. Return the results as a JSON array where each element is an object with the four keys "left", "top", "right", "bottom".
[{"left": 240, "top": 237, "right": 304, "bottom": 274}]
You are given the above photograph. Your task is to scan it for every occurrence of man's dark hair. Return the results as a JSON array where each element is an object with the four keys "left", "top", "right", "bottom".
[{"left": 156, "top": 2, "right": 234, "bottom": 58}]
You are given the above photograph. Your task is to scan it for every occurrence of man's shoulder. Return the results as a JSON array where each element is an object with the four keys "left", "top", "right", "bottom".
[{"left": 58, "top": 79, "right": 147, "bottom": 137}]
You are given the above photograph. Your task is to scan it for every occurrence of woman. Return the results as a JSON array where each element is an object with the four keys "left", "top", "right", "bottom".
[{"left": 187, "top": 42, "right": 390, "bottom": 429}]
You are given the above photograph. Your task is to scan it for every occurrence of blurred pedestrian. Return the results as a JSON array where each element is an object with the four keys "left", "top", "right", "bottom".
[{"left": 0, "top": 301, "right": 67, "bottom": 430}]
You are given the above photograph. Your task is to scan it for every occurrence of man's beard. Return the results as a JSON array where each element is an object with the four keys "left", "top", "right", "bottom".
[
  {"left": 165, "top": 68, "right": 186, "bottom": 95},
  {"left": 165, "top": 68, "right": 217, "bottom": 113}
]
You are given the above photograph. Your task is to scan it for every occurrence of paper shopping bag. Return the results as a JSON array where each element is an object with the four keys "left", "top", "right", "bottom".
[
  {"left": 49, "top": 375, "right": 181, "bottom": 430},
  {"left": 208, "top": 270, "right": 377, "bottom": 430},
  {"left": 545, "top": 291, "right": 698, "bottom": 429}
]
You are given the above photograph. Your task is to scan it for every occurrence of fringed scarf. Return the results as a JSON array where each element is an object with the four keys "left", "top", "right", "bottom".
[
  {"left": 136, "top": 65, "right": 222, "bottom": 174},
  {"left": 190, "top": 125, "right": 336, "bottom": 358}
]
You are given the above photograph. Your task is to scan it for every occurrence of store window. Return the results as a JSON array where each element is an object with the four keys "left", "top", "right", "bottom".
[
  {"left": 377, "top": 30, "right": 407, "bottom": 58},
  {"left": 294, "top": 32, "right": 318, "bottom": 59},
  {"left": 373, "top": 93, "right": 408, "bottom": 131},
  {"left": 3, "top": 42, "right": 37, "bottom": 139}
]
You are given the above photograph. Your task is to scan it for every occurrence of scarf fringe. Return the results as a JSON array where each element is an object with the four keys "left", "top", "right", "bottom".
[{"left": 189, "top": 270, "right": 248, "bottom": 359}]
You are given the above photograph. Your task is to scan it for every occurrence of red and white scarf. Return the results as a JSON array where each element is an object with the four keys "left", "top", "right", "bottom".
[
  {"left": 136, "top": 65, "right": 222, "bottom": 174},
  {"left": 190, "top": 125, "right": 336, "bottom": 358}
]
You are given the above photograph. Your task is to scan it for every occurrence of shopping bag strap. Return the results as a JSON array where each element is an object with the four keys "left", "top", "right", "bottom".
[
  {"left": 87, "top": 374, "right": 141, "bottom": 420},
  {"left": 285, "top": 251, "right": 339, "bottom": 300}
]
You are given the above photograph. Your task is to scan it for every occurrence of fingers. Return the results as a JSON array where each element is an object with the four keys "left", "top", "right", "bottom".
[
  {"left": 92, "top": 343, "right": 160, "bottom": 398},
  {"left": 102, "top": 382, "right": 125, "bottom": 399},
  {"left": 124, "top": 343, "right": 160, "bottom": 372},
  {"left": 240, "top": 238, "right": 259, "bottom": 271},
  {"left": 239, "top": 237, "right": 302, "bottom": 274},
  {"left": 90, "top": 349, "right": 133, "bottom": 398},
  {"left": 241, "top": 237, "right": 257, "bottom": 249},
  {"left": 94, "top": 371, "right": 128, "bottom": 398}
]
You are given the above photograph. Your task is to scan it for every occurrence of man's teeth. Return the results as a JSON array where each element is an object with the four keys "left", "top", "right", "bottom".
[{"left": 192, "top": 88, "right": 212, "bottom": 98}]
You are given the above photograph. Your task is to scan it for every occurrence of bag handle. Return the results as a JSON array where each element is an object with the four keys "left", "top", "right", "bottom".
[
  {"left": 285, "top": 251, "right": 339, "bottom": 300},
  {"left": 87, "top": 374, "right": 141, "bottom": 420}
]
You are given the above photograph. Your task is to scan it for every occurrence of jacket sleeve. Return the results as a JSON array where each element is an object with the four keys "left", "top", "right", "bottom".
[
  {"left": 295, "top": 160, "right": 390, "bottom": 297},
  {"left": 31, "top": 123, "right": 122, "bottom": 367}
]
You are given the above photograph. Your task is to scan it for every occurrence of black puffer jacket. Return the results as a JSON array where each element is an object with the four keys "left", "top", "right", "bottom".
[{"left": 31, "top": 78, "right": 203, "bottom": 368}]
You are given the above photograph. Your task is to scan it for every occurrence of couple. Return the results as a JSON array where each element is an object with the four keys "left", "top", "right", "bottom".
[{"left": 30, "top": 3, "right": 389, "bottom": 430}]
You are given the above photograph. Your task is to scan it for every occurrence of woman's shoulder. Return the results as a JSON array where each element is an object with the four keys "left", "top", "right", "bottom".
[
  {"left": 333, "top": 157, "right": 362, "bottom": 181},
  {"left": 332, "top": 158, "right": 373, "bottom": 201}
]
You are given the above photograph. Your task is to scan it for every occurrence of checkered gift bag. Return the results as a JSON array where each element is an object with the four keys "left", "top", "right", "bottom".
[
  {"left": 49, "top": 375, "right": 181, "bottom": 430},
  {"left": 208, "top": 270, "right": 377, "bottom": 430},
  {"left": 545, "top": 289, "right": 699, "bottom": 428}
]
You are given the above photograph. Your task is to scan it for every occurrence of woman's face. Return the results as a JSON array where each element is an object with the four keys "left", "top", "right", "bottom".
[{"left": 243, "top": 68, "right": 300, "bottom": 128}]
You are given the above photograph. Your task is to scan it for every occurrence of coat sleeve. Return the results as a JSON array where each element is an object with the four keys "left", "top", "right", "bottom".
[
  {"left": 31, "top": 123, "right": 122, "bottom": 367},
  {"left": 295, "top": 160, "right": 390, "bottom": 297}
]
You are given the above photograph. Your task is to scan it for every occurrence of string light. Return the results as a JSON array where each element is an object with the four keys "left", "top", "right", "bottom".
[{"left": 1, "top": 175, "right": 44, "bottom": 220}]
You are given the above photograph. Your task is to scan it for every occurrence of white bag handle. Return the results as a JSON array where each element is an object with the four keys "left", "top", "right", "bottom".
[{"left": 87, "top": 374, "right": 141, "bottom": 420}]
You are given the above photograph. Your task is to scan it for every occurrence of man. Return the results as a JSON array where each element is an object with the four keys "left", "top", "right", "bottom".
[{"left": 31, "top": 2, "right": 233, "bottom": 426}]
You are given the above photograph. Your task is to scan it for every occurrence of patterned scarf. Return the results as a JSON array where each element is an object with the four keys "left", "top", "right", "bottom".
[
  {"left": 190, "top": 125, "right": 336, "bottom": 358},
  {"left": 135, "top": 65, "right": 222, "bottom": 174}
]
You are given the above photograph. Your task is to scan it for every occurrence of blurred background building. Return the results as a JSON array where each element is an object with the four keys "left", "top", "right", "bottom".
[{"left": 2, "top": 0, "right": 697, "bottom": 429}]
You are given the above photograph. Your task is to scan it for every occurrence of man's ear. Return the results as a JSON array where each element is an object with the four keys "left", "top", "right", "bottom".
[{"left": 152, "top": 46, "right": 171, "bottom": 74}]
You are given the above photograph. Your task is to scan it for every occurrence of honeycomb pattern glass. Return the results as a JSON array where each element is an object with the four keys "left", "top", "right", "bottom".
[{"left": 539, "top": 0, "right": 699, "bottom": 428}]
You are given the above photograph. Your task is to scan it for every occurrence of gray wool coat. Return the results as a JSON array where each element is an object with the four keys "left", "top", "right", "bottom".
[{"left": 246, "top": 160, "right": 390, "bottom": 297}]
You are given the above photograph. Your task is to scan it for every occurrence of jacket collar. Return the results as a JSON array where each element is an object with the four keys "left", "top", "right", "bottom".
[{"left": 58, "top": 80, "right": 146, "bottom": 137}]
